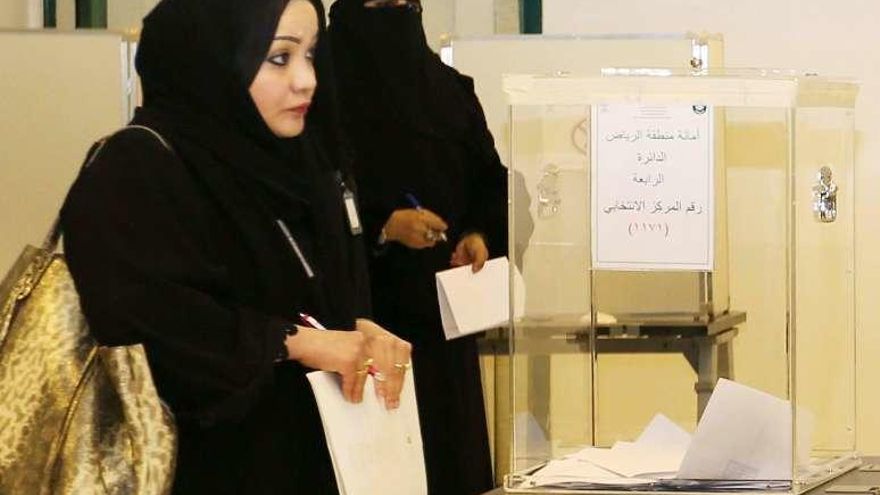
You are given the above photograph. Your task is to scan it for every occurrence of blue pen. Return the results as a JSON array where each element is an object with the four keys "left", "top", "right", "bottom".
[
  {"left": 405, "top": 193, "right": 447, "bottom": 242},
  {"left": 404, "top": 192, "right": 422, "bottom": 210}
]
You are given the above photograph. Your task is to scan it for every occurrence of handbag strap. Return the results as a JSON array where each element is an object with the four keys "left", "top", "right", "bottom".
[{"left": 41, "top": 125, "right": 175, "bottom": 252}]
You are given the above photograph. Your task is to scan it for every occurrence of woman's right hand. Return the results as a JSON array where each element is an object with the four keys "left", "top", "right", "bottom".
[
  {"left": 382, "top": 208, "right": 448, "bottom": 249},
  {"left": 285, "top": 327, "right": 372, "bottom": 403}
]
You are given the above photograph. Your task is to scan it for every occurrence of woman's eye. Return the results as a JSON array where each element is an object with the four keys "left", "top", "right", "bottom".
[{"left": 267, "top": 53, "right": 289, "bottom": 66}]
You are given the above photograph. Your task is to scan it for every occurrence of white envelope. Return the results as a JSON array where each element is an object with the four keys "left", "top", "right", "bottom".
[
  {"left": 435, "top": 256, "right": 525, "bottom": 339},
  {"left": 307, "top": 370, "right": 426, "bottom": 495}
]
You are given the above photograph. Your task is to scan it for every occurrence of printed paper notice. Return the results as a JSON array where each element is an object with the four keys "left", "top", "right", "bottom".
[{"left": 591, "top": 103, "right": 714, "bottom": 270}]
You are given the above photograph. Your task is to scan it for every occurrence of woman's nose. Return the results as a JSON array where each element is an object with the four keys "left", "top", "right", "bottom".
[{"left": 290, "top": 61, "right": 316, "bottom": 94}]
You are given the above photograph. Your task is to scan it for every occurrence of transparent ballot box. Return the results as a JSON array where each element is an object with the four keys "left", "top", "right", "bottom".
[{"left": 501, "top": 70, "right": 859, "bottom": 493}]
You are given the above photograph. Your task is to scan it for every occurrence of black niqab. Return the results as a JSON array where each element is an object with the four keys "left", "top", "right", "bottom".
[
  {"left": 328, "top": 2, "right": 507, "bottom": 494},
  {"left": 329, "top": 0, "right": 469, "bottom": 138}
]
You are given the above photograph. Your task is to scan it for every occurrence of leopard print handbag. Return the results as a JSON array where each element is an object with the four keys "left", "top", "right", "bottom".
[{"left": 0, "top": 126, "right": 177, "bottom": 495}]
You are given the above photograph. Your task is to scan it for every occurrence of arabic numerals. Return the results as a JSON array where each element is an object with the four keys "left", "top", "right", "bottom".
[{"left": 627, "top": 222, "right": 671, "bottom": 239}]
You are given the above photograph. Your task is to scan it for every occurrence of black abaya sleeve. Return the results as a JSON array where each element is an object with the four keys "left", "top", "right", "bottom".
[
  {"left": 457, "top": 73, "right": 509, "bottom": 259},
  {"left": 61, "top": 132, "right": 290, "bottom": 428}
]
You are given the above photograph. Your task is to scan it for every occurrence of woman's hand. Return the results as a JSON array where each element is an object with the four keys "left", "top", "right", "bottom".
[
  {"left": 356, "top": 318, "right": 413, "bottom": 410},
  {"left": 382, "top": 208, "right": 448, "bottom": 249},
  {"left": 450, "top": 232, "right": 489, "bottom": 272},
  {"left": 285, "top": 327, "right": 373, "bottom": 403},
  {"left": 284, "top": 321, "right": 413, "bottom": 409}
]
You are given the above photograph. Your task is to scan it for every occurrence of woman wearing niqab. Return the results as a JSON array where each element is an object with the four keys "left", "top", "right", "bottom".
[
  {"left": 60, "top": 0, "right": 412, "bottom": 493},
  {"left": 329, "top": 1, "right": 508, "bottom": 493}
]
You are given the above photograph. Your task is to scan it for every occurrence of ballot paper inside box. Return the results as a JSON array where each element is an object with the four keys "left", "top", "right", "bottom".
[
  {"left": 507, "top": 381, "right": 859, "bottom": 494},
  {"left": 501, "top": 68, "right": 860, "bottom": 494}
]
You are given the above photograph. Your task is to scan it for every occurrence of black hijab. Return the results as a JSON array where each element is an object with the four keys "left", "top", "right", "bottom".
[
  {"left": 133, "top": 0, "right": 364, "bottom": 327},
  {"left": 135, "top": 0, "right": 333, "bottom": 202},
  {"left": 328, "top": 0, "right": 470, "bottom": 138}
]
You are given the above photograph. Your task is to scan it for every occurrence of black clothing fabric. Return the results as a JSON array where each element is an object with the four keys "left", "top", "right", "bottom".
[
  {"left": 60, "top": 0, "right": 369, "bottom": 493},
  {"left": 329, "top": 2, "right": 508, "bottom": 494}
]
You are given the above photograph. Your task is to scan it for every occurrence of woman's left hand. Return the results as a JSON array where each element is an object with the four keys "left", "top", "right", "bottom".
[
  {"left": 450, "top": 233, "right": 489, "bottom": 272},
  {"left": 355, "top": 319, "right": 413, "bottom": 410}
]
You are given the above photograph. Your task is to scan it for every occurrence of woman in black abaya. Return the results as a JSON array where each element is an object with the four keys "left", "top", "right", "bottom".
[
  {"left": 61, "top": 0, "right": 412, "bottom": 493},
  {"left": 329, "top": 1, "right": 509, "bottom": 493}
]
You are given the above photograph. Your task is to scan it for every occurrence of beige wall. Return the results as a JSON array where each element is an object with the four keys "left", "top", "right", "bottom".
[
  {"left": 0, "top": 0, "right": 487, "bottom": 44},
  {"left": 0, "top": 0, "right": 40, "bottom": 29},
  {"left": 544, "top": 0, "right": 880, "bottom": 455},
  {"left": 108, "top": 0, "right": 159, "bottom": 32},
  {"left": 0, "top": 0, "right": 159, "bottom": 30},
  {"left": 0, "top": 2, "right": 25, "bottom": 28},
  {"left": 0, "top": 31, "right": 130, "bottom": 273}
]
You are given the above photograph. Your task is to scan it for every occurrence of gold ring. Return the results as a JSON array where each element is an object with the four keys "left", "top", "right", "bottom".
[
  {"left": 356, "top": 357, "right": 374, "bottom": 375},
  {"left": 394, "top": 362, "right": 412, "bottom": 372}
]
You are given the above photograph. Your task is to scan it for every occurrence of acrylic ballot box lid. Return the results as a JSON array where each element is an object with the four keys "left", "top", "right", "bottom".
[
  {"left": 503, "top": 69, "right": 858, "bottom": 108},
  {"left": 500, "top": 69, "right": 859, "bottom": 494}
]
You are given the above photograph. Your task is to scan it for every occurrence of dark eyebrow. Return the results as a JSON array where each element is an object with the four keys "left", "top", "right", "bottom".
[
  {"left": 274, "top": 35, "right": 302, "bottom": 43},
  {"left": 273, "top": 34, "right": 319, "bottom": 47}
]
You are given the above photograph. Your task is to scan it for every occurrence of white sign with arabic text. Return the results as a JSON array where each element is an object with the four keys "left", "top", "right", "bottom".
[{"left": 591, "top": 103, "right": 714, "bottom": 270}]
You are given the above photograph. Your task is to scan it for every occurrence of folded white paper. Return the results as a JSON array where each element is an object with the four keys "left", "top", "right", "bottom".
[
  {"left": 677, "top": 378, "right": 813, "bottom": 481},
  {"left": 519, "top": 378, "right": 817, "bottom": 490},
  {"left": 527, "top": 456, "right": 649, "bottom": 488},
  {"left": 435, "top": 256, "right": 524, "bottom": 339},
  {"left": 636, "top": 413, "right": 692, "bottom": 455},
  {"left": 570, "top": 414, "right": 691, "bottom": 478},
  {"left": 307, "top": 371, "right": 426, "bottom": 495}
]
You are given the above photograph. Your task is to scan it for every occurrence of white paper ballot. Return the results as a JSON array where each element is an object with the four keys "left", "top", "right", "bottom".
[
  {"left": 435, "top": 256, "right": 524, "bottom": 339},
  {"left": 570, "top": 415, "right": 691, "bottom": 478},
  {"left": 677, "top": 378, "right": 813, "bottom": 481},
  {"left": 636, "top": 413, "right": 692, "bottom": 454},
  {"left": 516, "top": 383, "right": 816, "bottom": 491},
  {"left": 528, "top": 456, "right": 651, "bottom": 488},
  {"left": 307, "top": 371, "right": 426, "bottom": 495}
]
